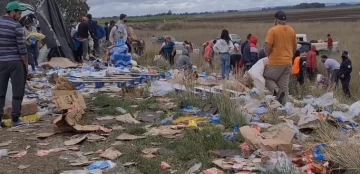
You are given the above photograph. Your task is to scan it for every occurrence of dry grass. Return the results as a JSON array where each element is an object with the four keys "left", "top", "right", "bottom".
[{"left": 136, "top": 21, "right": 360, "bottom": 99}]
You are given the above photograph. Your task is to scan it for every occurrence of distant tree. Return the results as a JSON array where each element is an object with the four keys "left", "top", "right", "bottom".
[
  {"left": 57, "top": 0, "right": 89, "bottom": 22},
  {"left": 167, "top": 10, "right": 172, "bottom": 15}
]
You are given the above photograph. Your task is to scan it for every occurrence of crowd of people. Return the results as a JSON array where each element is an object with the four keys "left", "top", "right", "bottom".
[{"left": 202, "top": 10, "right": 353, "bottom": 105}]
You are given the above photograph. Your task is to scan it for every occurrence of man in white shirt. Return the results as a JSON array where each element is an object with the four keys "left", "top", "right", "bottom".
[{"left": 321, "top": 55, "right": 340, "bottom": 86}]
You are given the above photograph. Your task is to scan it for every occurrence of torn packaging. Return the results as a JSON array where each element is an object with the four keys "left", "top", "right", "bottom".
[
  {"left": 53, "top": 107, "right": 112, "bottom": 133},
  {"left": 53, "top": 90, "right": 86, "bottom": 110},
  {"left": 240, "top": 125, "right": 295, "bottom": 154},
  {"left": 3, "top": 98, "right": 38, "bottom": 119}
]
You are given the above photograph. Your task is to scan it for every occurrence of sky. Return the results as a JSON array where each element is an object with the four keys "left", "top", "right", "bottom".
[{"left": 88, "top": 0, "right": 359, "bottom": 17}]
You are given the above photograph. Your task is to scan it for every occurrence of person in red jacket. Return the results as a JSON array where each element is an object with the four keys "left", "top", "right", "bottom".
[
  {"left": 327, "top": 34, "right": 333, "bottom": 55},
  {"left": 306, "top": 45, "right": 317, "bottom": 81}
]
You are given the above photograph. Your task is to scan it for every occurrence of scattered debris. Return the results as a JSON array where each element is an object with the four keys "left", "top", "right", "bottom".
[
  {"left": 36, "top": 132, "right": 55, "bottom": 139},
  {"left": 144, "top": 125, "right": 182, "bottom": 138},
  {"left": 116, "top": 107, "right": 127, "bottom": 114},
  {"left": 111, "top": 141, "right": 124, "bottom": 146},
  {"left": 116, "top": 133, "right": 146, "bottom": 141},
  {"left": 160, "top": 161, "right": 171, "bottom": 169},
  {"left": 123, "top": 162, "right": 136, "bottom": 167},
  {"left": 186, "top": 163, "right": 202, "bottom": 174},
  {"left": 0, "top": 140, "right": 12, "bottom": 147},
  {"left": 69, "top": 158, "right": 92, "bottom": 167},
  {"left": 142, "top": 148, "right": 160, "bottom": 158},
  {"left": 18, "top": 165, "right": 31, "bottom": 170},
  {"left": 99, "top": 147, "right": 122, "bottom": 160},
  {"left": 115, "top": 113, "right": 140, "bottom": 124},
  {"left": 88, "top": 160, "right": 116, "bottom": 170},
  {"left": 111, "top": 125, "right": 125, "bottom": 131},
  {"left": 10, "top": 151, "right": 27, "bottom": 158},
  {"left": 201, "top": 167, "right": 224, "bottom": 174},
  {"left": 240, "top": 124, "right": 295, "bottom": 154},
  {"left": 137, "top": 112, "right": 163, "bottom": 122},
  {"left": 87, "top": 134, "right": 107, "bottom": 142},
  {"left": 64, "top": 135, "right": 87, "bottom": 146},
  {"left": 38, "top": 142, "right": 50, "bottom": 146},
  {"left": 96, "top": 116, "right": 115, "bottom": 121}
]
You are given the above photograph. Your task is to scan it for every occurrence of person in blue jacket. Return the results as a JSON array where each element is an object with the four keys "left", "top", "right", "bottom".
[
  {"left": 96, "top": 23, "right": 106, "bottom": 40},
  {"left": 242, "top": 35, "right": 259, "bottom": 71},
  {"left": 338, "top": 51, "right": 352, "bottom": 97}
]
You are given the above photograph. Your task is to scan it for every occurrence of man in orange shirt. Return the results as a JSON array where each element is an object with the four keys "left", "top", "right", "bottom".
[{"left": 264, "top": 11, "right": 297, "bottom": 105}]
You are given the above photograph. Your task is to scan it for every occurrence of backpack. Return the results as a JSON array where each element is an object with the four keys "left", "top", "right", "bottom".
[{"left": 114, "top": 24, "right": 126, "bottom": 41}]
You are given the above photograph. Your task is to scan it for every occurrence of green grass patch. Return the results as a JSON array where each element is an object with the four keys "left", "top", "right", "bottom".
[
  {"left": 92, "top": 94, "right": 158, "bottom": 115},
  {"left": 125, "top": 126, "right": 148, "bottom": 135}
]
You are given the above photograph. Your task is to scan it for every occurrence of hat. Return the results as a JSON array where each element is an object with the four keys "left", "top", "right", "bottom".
[
  {"left": 275, "top": 11, "right": 286, "bottom": 21},
  {"left": 341, "top": 51, "right": 349, "bottom": 58},
  {"left": 6, "top": 1, "right": 26, "bottom": 11},
  {"left": 120, "top": 14, "right": 127, "bottom": 20}
]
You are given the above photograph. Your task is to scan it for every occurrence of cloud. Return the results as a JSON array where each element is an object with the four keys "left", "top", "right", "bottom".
[{"left": 87, "top": 0, "right": 360, "bottom": 17}]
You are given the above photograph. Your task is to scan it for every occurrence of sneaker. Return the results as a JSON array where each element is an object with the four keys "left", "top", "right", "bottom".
[
  {"left": 0, "top": 122, "right": 6, "bottom": 128},
  {"left": 11, "top": 121, "right": 27, "bottom": 128}
]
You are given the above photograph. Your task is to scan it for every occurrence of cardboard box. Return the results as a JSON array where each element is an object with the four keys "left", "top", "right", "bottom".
[
  {"left": 3, "top": 98, "right": 38, "bottom": 119},
  {"left": 52, "top": 90, "right": 86, "bottom": 110},
  {"left": 119, "top": 87, "right": 146, "bottom": 98}
]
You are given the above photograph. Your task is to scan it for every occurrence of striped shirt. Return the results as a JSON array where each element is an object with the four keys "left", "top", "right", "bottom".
[{"left": 0, "top": 15, "right": 27, "bottom": 61}]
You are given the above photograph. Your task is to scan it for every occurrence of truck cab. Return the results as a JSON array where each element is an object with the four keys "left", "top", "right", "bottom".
[
  {"left": 229, "top": 34, "right": 241, "bottom": 44},
  {"left": 296, "top": 34, "right": 339, "bottom": 55}
]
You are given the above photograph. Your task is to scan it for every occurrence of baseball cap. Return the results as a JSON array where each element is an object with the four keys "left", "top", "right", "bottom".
[
  {"left": 275, "top": 11, "right": 287, "bottom": 21},
  {"left": 6, "top": 1, "right": 26, "bottom": 12},
  {"left": 120, "top": 14, "right": 127, "bottom": 20}
]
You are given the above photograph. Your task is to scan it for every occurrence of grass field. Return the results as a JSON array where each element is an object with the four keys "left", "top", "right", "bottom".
[{"left": 96, "top": 6, "right": 360, "bottom": 24}]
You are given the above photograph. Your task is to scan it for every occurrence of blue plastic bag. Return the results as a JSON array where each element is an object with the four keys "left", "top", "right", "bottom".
[{"left": 88, "top": 160, "right": 111, "bottom": 170}]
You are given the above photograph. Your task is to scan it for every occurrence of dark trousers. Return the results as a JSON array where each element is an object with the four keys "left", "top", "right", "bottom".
[
  {"left": 165, "top": 52, "right": 175, "bottom": 66},
  {"left": 0, "top": 61, "right": 26, "bottom": 122},
  {"left": 93, "top": 38, "right": 100, "bottom": 56},
  {"left": 27, "top": 44, "right": 39, "bottom": 71},
  {"left": 340, "top": 75, "right": 351, "bottom": 97},
  {"left": 306, "top": 67, "right": 316, "bottom": 81},
  {"left": 73, "top": 42, "right": 83, "bottom": 63}
]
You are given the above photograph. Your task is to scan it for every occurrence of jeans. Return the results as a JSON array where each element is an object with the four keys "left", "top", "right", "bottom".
[
  {"left": 27, "top": 43, "right": 40, "bottom": 71},
  {"left": 220, "top": 53, "right": 230, "bottom": 79},
  {"left": 0, "top": 61, "right": 26, "bottom": 123},
  {"left": 80, "top": 39, "right": 89, "bottom": 60}
]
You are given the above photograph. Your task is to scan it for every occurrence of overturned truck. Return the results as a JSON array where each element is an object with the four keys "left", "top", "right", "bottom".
[{"left": 1, "top": 0, "right": 75, "bottom": 61}]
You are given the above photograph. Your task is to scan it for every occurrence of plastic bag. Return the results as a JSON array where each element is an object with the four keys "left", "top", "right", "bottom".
[
  {"left": 314, "top": 92, "right": 334, "bottom": 107},
  {"left": 5, "top": 80, "right": 12, "bottom": 106},
  {"left": 149, "top": 81, "right": 175, "bottom": 96},
  {"left": 248, "top": 57, "right": 268, "bottom": 92},
  {"left": 348, "top": 101, "right": 360, "bottom": 117}
]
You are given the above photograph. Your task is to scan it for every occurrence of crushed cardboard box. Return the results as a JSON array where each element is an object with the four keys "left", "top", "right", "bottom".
[
  {"left": 119, "top": 87, "right": 146, "bottom": 98},
  {"left": 39, "top": 57, "right": 79, "bottom": 69},
  {"left": 240, "top": 124, "right": 295, "bottom": 154},
  {"left": 53, "top": 105, "right": 111, "bottom": 133},
  {"left": 52, "top": 77, "right": 86, "bottom": 110},
  {"left": 3, "top": 98, "right": 38, "bottom": 119}
]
